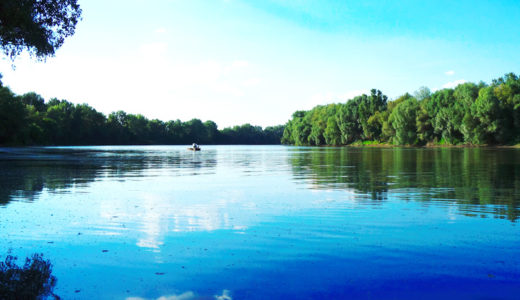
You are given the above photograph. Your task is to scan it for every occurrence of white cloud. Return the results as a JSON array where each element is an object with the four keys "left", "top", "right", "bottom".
[
  {"left": 139, "top": 42, "right": 168, "bottom": 56},
  {"left": 441, "top": 79, "right": 466, "bottom": 89},
  {"left": 445, "top": 70, "right": 455, "bottom": 76},
  {"left": 241, "top": 78, "right": 261, "bottom": 87},
  {"left": 155, "top": 27, "right": 167, "bottom": 34},
  {"left": 229, "top": 60, "right": 249, "bottom": 69}
]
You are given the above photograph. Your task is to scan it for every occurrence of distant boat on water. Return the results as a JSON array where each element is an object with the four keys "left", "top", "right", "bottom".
[{"left": 188, "top": 143, "right": 201, "bottom": 151}]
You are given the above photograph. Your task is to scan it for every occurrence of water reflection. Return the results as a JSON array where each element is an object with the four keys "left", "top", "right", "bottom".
[
  {"left": 1, "top": 146, "right": 519, "bottom": 223},
  {"left": 98, "top": 192, "right": 247, "bottom": 250},
  {"left": 0, "top": 253, "right": 58, "bottom": 299},
  {"left": 1, "top": 146, "right": 519, "bottom": 299},
  {"left": 0, "top": 146, "right": 218, "bottom": 206},
  {"left": 289, "top": 147, "right": 520, "bottom": 221},
  {"left": 127, "top": 289, "right": 232, "bottom": 300}
]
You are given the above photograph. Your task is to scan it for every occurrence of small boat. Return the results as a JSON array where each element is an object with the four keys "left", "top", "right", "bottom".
[{"left": 188, "top": 143, "right": 201, "bottom": 151}]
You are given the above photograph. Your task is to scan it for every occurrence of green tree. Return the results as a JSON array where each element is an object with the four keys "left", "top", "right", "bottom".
[
  {"left": 470, "top": 86, "right": 500, "bottom": 144},
  {"left": 0, "top": 0, "right": 82, "bottom": 60},
  {"left": 0, "top": 86, "right": 27, "bottom": 144},
  {"left": 336, "top": 99, "right": 361, "bottom": 144},
  {"left": 166, "top": 119, "right": 187, "bottom": 144},
  {"left": 492, "top": 73, "right": 520, "bottom": 143},
  {"left": 366, "top": 111, "right": 384, "bottom": 141},
  {"left": 264, "top": 125, "right": 285, "bottom": 144},
  {"left": 148, "top": 119, "right": 167, "bottom": 144},
  {"left": 323, "top": 116, "right": 341, "bottom": 145},
  {"left": 71, "top": 104, "right": 107, "bottom": 145},
  {"left": 413, "top": 86, "right": 431, "bottom": 101},
  {"left": 357, "top": 89, "right": 387, "bottom": 140},
  {"left": 382, "top": 94, "right": 410, "bottom": 142},
  {"left": 204, "top": 120, "right": 219, "bottom": 144},
  {"left": 126, "top": 114, "right": 150, "bottom": 144},
  {"left": 288, "top": 111, "right": 311, "bottom": 146},
  {"left": 416, "top": 106, "right": 433, "bottom": 144},
  {"left": 453, "top": 83, "right": 480, "bottom": 143},
  {"left": 107, "top": 111, "right": 131, "bottom": 144},
  {"left": 45, "top": 99, "right": 75, "bottom": 144},
  {"left": 184, "top": 119, "right": 207, "bottom": 143},
  {"left": 20, "top": 92, "right": 46, "bottom": 112},
  {"left": 391, "top": 98, "right": 419, "bottom": 145},
  {"left": 281, "top": 120, "right": 295, "bottom": 144},
  {"left": 307, "top": 105, "right": 337, "bottom": 146}
]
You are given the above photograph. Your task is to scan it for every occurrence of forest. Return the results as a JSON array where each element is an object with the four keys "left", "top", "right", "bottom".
[
  {"left": 0, "top": 83, "right": 284, "bottom": 146},
  {"left": 2, "top": 73, "right": 520, "bottom": 147},
  {"left": 282, "top": 73, "right": 520, "bottom": 146}
]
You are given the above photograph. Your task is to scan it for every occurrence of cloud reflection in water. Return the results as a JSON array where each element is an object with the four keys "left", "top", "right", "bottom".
[{"left": 127, "top": 289, "right": 232, "bottom": 300}]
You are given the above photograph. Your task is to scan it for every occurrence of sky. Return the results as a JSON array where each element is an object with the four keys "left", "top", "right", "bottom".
[{"left": 1, "top": 0, "right": 520, "bottom": 128}]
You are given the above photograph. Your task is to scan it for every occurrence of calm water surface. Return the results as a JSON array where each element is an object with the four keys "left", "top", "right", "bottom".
[{"left": 0, "top": 146, "right": 519, "bottom": 299}]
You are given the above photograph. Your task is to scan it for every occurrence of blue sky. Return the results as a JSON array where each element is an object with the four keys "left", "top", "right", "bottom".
[{"left": 1, "top": 0, "right": 520, "bottom": 127}]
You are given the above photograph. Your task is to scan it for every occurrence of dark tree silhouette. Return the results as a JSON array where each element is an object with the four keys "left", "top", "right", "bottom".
[
  {"left": 0, "top": 0, "right": 82, "bottom": 60},
  {"left": 0, "top": 253, "right": 58, "bottom": 299}
]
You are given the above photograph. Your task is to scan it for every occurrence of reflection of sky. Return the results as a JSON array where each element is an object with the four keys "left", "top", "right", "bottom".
[
  {"left": 127, "top": 289, "right": 232, "bottom": 300},
  {"left": 98, "top": 189, "right": 253, "bottom": 251},
  {"left": 6, "top": 146, "right": 306, "bottom": 252},
  {"left": 1, "top": 146, "right": 519, "bottom": 299}
]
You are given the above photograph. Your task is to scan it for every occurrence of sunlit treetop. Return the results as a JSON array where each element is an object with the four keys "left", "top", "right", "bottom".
[{"left": 0, "top": 0, "right": 82, "bottom": 61}]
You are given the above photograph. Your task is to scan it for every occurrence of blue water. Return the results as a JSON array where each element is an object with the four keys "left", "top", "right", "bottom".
[{"left": 0, "top": 146, "right": 519, "bottom": 299}]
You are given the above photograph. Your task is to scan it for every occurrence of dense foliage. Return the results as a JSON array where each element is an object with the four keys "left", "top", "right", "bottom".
[
  {"left": 0, "top": 0, "right": 82, "bottom": 60},
  {"left": 282, "top": 73, "right": 520, "bottom": 146},
  {"left": 0, "top": 86, "right": 284, "bottom": 146}
]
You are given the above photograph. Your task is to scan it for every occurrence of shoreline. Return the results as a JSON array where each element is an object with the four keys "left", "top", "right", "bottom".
[{"left": 313, "top": 143, "right": 520, "bottom": 149}]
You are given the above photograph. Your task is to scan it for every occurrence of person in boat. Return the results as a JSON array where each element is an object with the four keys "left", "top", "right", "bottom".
[{"left": 192, "top": 143, "right": 199, "bottom": 149}]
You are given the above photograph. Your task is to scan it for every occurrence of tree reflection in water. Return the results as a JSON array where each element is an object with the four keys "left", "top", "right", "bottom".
[
  {"left": 289, "top": 147, "right": 520, "bottom": 221},
  {"left": 0, "top": 253, "right": 58, "bottom": 299},
  {"left": 0, "top": 147, "right": 217, "bottom": 206}
]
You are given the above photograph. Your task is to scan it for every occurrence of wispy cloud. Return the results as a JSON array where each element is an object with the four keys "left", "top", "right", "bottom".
[
  {"left": 442, "top": 79, "right": 466, "bottom": 89},
  {"left": 445, "top": 70, "right": 455, "bottom": 76}
]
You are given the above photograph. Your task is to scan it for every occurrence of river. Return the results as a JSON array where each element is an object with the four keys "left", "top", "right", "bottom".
[{"left": 0, "top": 146, "right": 518, "bottom": 299}]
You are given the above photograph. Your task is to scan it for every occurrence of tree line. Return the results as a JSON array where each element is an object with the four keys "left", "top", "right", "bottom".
[
  {"left": 282, "top": 73, "right": 520, "bottom": 146},
  {"left": 0, "top": 84, "right": 284, "bottom": 146}
]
